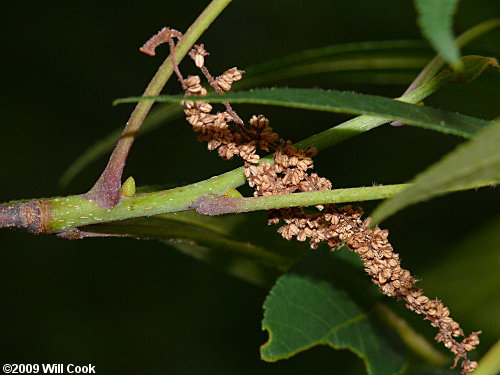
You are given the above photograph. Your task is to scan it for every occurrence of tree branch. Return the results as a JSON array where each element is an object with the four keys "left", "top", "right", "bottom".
[{"left": 0, "top": 60, "right": 491, "bottom": 234}]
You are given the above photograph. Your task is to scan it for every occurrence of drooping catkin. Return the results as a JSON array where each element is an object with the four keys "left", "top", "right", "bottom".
[
  {"left": 254, "top": 147, "right": 480, "bottom": 374},
  {"left": 141, "top": 28, "right": 481, "bottom": 374}
]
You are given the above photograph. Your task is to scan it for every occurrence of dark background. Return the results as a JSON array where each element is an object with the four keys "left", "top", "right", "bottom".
[{"left": 1, "top": 1, "right": 499, "bottom": 374}]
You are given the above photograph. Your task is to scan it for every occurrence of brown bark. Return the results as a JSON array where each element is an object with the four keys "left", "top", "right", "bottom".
[{"left": 0, "top": 200, "right": 50, "bottom": 234}]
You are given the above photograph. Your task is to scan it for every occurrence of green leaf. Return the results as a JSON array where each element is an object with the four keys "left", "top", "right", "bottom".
[
  {"left": 239, "top": 40, "right": 431, "bottom": 88},
  {"left": 370, "top": 118, "right": 500, "bottom": 224},
  {"left": 62, "top": 19, "right": 500, "bottom": 187},
  {"left": 118, "top": 87, "right": 490, "bottom": 138},
  {"left": 243, "top": 40, "right": 429, "bottom": 75},
  {"left": 415, "top": 0, "right": 462, "bottom": 69},
  {"left": 261, "top": 248, "right": 406, "bottom": 375},
  {"left": 60, "top": 40, "right": 432, "bottom": 187}
]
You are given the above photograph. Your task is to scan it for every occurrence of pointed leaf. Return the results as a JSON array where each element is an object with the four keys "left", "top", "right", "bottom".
[
  {"left": 239, "top": 40, "right": 431, "bottom": 88},
  {"left": 61, "top": 41, "right": 433, "bottom": 186},
  {"left": 243, "top": 40, "right": 429, "bottom": 76},
  {"left": 64, "top": 19, "right": 500, "bottom": 187},
  {"left": 371, "top": 119, "right": 500, "bottom": 224},
  {"left": 261, "top": 248, "right": 406, "bottom": 375},
  {"left": 415, "top": 0, "right": 461, "bottom": 69},
  {"left": 118, "top": 87, "right": 490, "bottom": 138}
]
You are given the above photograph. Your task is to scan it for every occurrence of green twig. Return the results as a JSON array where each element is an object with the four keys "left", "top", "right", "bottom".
[
  {"left": 193, "top": 184, "right": 411, "bottom": 215},
  {"left": 85, "top": 0, "right": 233, "bottom": 208},
  {"left": 60, "top": 19, "right": 500, "bottom": 187},
  {"left": 0, "top": 69, "right": 478, "bottom": 234},
  {"left": 191, "top": 177, "right": 498, "bottom": 216}
]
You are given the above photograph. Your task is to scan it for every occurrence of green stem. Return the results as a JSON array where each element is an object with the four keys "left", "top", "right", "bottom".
[
  {"left": 86, "top": 0, "right": 233, "bottom": 208},
  {"left": 474, "top": 340, "right": 500, "bottom": 375},
  {"left": 0, "top": 70, "right": 466, "bottom": 234},
  {"left": 14, "top": 172, "right": 495, "bottom": 234},
  {"left": 46, "top": 172, "right": 245, "bottom": 232},
  {"left": 60, "top": 19, "right": 500, "bottom": 187},
  {"left": 375, "top": 303, "right": 447, "bottom": 367},
  {"left": 192, "top": 177, "right": 497, "bottom": 215},
  {"left": 193, "top": 184, "right": 411, "bottom": 215},
  {"left": 295, "top": 69, "right": 452, "bottom": 151}
]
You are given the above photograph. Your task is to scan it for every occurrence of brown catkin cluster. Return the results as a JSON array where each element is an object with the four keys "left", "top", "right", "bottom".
[
  {"left": 252, "top": 148, "right": 481, "bottom": 374},
  {"left": 245, "top": 141, "right": 328, "bottom": 197},
  {"left": 150, "top": 30, "right": 481, "bottom": 374},
  {"left": 182, "top": 68, "right": 279, "bottom": 163},
  {"left": 180, "top": 44, "right": 281, "bottom": 163}
]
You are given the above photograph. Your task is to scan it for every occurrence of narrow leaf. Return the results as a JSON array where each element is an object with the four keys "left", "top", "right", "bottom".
[
  {"left": 415, "top": 0, "right": 462, "bottom": 69},
  {"left": 239, "top": 40, "right": 431, "bottom": 88},
  {"left": 371, "top": 119, "right": 500, "bottom": 224},
  {"left": 118, "top": 87, "right": 490, "bottom": 138},
  {"left": 243, "top": 40, "right": 429, "bottom": 77},
  {"left": 451, "top": 56, "right": 499, "bottom": 83},
  {"left": 64, "top": 19, "right": 500, "bottom": 186},
  {"left": 60, "top": 41, "right": 433, "bottom": 186},
  {"left": 261, "top": 248, "right": 406, "bottom": 375}
]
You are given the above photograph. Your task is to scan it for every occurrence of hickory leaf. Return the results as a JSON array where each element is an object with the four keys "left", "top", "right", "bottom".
[
  {"left": 370, "top": 118, "right": 500, "bottom": 224},
  {"left": 261, "top": 248, "right": 406, "bottom": 375}
]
